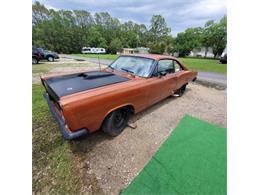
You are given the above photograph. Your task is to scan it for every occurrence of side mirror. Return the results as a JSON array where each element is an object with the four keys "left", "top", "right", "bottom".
[{"left": 159, "top": 71, "right": 167, "bottom": 77}]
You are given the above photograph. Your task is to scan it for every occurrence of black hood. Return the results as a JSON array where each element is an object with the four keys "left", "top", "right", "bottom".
[{"left": 43, "top": 71, "right": 129, "bottom": 100}]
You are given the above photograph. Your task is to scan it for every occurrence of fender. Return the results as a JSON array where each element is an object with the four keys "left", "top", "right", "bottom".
[{"left": 102, "top": 103, "right": 135, "bottom": 123}]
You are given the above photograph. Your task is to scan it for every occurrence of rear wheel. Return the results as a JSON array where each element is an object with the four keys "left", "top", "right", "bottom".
[
  {"left": 47, "top": 56, "right": 54, "bottom": 62},
  {"left": 174, "top": 84, "right": 187, "bottom": 97},
  {"left": 102, "top": 107, "right": 130, "bottom": 136}
]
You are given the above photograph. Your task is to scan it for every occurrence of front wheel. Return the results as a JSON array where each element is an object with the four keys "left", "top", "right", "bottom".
[
  {"left": 32, "top": 57, "right": 38, "bottom": 64},
  {"left": 102, "top": 107, "right": 130, "bottom": 136}
]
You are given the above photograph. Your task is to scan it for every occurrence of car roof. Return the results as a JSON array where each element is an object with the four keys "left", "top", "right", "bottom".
[{"left": 121, "top": 53, "right": 178, "bottom": 61}]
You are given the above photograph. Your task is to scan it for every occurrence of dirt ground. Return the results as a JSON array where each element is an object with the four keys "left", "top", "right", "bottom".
[
  {"left": 33, "top": 57, "right": 226, "bottom": 194},
  {"left": 69, "top": 83, "right": 226, "bottom": 194}
]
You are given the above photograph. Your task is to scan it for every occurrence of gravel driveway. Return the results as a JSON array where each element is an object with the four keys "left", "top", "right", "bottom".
[
  {"left": 69, "top": 83, "right": 226, "bottom": 194},
  {"left": 33, "top": 57, "right": 226, "bottom": 194}
]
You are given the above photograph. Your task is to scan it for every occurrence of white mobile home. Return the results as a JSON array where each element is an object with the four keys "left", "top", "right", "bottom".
[
  {"left": 81, "top": 47, "right": 106, "bottom": 54},
  {"left": 189, "top": 47, "right": 214, "bottom": 58}
]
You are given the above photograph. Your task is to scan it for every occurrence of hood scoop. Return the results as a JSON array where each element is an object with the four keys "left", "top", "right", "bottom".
[{"left": 79, "top": 72, "right": 114, "bottom": 79}]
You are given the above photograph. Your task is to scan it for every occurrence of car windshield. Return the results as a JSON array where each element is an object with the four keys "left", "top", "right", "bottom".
[
  {"left": 37, "top": 48, "right": 44, "bottom": 53},
  {"left": 109, "top": 56, "right": 154, "bottom": 77}
]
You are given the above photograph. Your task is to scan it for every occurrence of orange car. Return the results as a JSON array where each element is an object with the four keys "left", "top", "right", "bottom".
[{"left": 41, "top": 54, "right": 197, "bottom": 139}]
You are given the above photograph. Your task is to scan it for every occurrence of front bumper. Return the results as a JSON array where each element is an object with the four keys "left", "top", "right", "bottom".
[{"left": 43, "top": 93, "right": 88, "bottom": 140}]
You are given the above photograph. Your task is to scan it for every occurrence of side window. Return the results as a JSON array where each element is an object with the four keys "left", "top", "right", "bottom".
[
  {"left": 174, "top": 61, "right": 182, "bottom": 72},
  {"left": 158, "top": 60, "right": 174, "bottom": 73}
]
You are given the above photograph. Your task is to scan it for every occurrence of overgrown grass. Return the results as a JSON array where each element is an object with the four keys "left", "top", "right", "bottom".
[
  {"left": 73, "top": 53, "right": 118, "bottom": 60},
  {"left": 32, "top": 84, "right": 83, "bottom": 194},
  {"left": 179, "top": 58, "right": 227, "bottom": 74}
]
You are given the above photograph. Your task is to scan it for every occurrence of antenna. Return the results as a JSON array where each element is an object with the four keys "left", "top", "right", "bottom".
[{"left": 98, "top": 53, "right": 101, "bottom": 71}]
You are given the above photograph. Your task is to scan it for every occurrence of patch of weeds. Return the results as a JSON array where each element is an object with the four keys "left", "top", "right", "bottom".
[
  {"left": 32, "top": 84, "right": 84, "bottom": 194},
  {"left": 32, "top": 64, "right": 50, "bottom": 74}
]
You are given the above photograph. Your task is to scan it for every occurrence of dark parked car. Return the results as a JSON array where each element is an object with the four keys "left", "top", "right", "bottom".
[
  {"left": 37, "top": 48, "right": 59, "bottom": 62},
  {"left": 32, "top": 47, "right": 43, "bottom": 64}
]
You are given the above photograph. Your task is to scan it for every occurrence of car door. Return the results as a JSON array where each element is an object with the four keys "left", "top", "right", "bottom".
[{"left": 146, "top": 59, "right": 178, "bottom": 106}]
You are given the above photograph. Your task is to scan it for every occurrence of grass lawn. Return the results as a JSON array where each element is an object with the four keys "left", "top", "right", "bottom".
[
  {"left": 32, "top": 61, "right": 105, "bottom": 193},
  {"left": 71, "top": 54, "right": 226, "bottom": 74},
  {"left": 73, "top": 53, "right": 118, "bottom": 60},
  {"left": 179, "top": 58, "right": 226, "bottom": 74},
  {"left": 32, "top": 84, "right": 105, "bottom": 194},
  {"left": 32, "top": 84, "right": 82, "bottom": 194}
]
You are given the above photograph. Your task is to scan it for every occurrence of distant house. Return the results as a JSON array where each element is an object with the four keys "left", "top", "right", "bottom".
[
  {"left": 120, "top": 47, "right": 149, "bottom": 55},
  {"left": 121, "top": 48, "right": 136, "bottom": 54},
  {"left": 189, "top": 47, "right": 214, "bottom": 58},
  {"left": 136, "top": 47, "right": 149, "bottom": 54}
]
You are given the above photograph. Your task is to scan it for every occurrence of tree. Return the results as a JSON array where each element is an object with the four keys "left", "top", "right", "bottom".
[
  {"left": 211, "top": 16, "right": 227, "bottom": 57},
  {"left": 173, "top": 27, "right": 202, "bottom": 57},
  {"left": 150, "top": 15, "right": 171, "bottom": 40},
  {"left": 148, "top": 42, "right": 166, "bottom": 54},
  {"left": 32, "top": 2, "right": 226, "bottom": 56},
  {"left": 148, "top": 15, "right": 171, "bottom": 54},
  {"left": 73, "top": 10, "right": 94, "bottom": 28},
  {"left": 32, "top": 1, "right": 50, "bottom": 25},
  {"left": 109, "top": 38, "right": 122, "bottom": 54},
  {"left": 87, "top": 27, "right": 107, "bottom": 48},
  {"left": 121, "top": 21, "right": 141, "bottom": 48},
  {"left": 201, "top": 20, "right": 215, "bottom": 57},
  {"left": 201, "top": 16, "right": 227, "bottom": 57}
]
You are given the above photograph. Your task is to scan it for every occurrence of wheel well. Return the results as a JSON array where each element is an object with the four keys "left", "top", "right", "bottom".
[
  {"left": 100, "top": 104, "right": 135, "bottom": 129},
  {"left": 108, "top": 105, "right": 135, "bottom": 116},
  {"left": 124, "top": 105, "right": 135, "bottom": 114}
]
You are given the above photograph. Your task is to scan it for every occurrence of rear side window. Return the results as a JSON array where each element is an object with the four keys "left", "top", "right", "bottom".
[
  {"left": 158, "top": 60, "right": 174, "bottom": 73},
  {"left": 175, "top": 62, "right": 182, "bottom": 72},
  {"left": 37, "top": 48, "right": 44, "bottom": 53}
]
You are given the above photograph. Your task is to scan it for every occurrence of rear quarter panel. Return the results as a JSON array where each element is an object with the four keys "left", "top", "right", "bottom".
[
  {"left": 60, "top": 78, "right": 149, "bottom": 132},
  {"left": 175, "top": 70, "right": 197, "bottom": 89}
]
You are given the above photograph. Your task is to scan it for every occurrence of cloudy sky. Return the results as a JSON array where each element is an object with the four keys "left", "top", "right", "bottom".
[{"left": 34, "top": 0, "right": 226, "bottom": 36}]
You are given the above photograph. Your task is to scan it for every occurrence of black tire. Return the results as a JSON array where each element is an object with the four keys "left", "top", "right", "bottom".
[
  {"left": 102, "top": 107, "right": 130, "bottom": 136},
  {"left": 174, "top": 84, "right": 187, "bottom": 97},
  {"left": 47, "top": 56, "right": 54, "bottom": 62},
  {"left": 32, "top": 57, "right": 38, "bottom": 64}
]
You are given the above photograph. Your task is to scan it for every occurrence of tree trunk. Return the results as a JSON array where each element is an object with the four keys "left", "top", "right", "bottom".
[{"left": 204, "top": 47, "right": 208, "bottom": 58}]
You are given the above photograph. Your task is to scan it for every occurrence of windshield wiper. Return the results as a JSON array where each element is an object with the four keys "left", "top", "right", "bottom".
[
  {"left": 121, "top": 68, "right": 134, "bottom": 74},
  {"left": 107, "top": 65, "right": 114, "bottom": 71},
  {"left": 108, "top": 65, "right": 113, "bottom": 69}
]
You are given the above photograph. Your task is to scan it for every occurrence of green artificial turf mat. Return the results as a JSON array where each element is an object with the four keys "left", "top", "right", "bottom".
[{"left": 122, "top": 115, "right": 227, "bottom": 195}]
